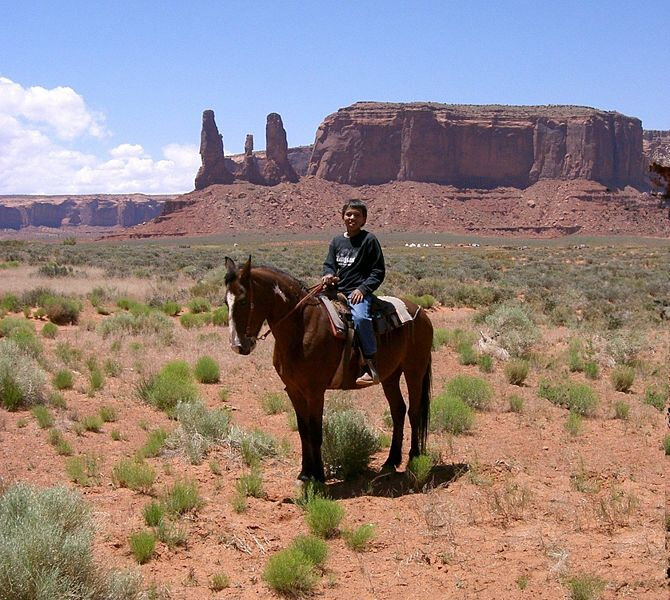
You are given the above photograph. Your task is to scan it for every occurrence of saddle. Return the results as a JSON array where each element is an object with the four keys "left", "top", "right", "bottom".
[{"left": 319, "top": 289, "right": 417, "bottom": 389}]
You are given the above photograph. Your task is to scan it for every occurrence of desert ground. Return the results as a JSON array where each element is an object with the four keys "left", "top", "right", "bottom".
[{"left": 0, "top": 236, "right": 668, "bottom": 599}]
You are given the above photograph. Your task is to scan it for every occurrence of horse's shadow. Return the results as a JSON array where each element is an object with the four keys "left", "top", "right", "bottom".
[{"left": 326, "top": 463, "right": 469, "bottom": 500}]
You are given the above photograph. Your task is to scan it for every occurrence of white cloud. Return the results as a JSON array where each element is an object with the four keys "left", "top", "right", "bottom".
[{"left": 0, "top": 77, "right": 200, "bottom": 195}]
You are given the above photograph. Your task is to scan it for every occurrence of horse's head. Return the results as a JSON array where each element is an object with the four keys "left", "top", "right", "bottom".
[{"left": 224, "top": 256, "right": 261, "bottom": 355}]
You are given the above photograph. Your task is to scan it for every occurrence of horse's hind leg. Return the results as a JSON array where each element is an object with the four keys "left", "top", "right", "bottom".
[
  {"left": 381, "top": 367, "right": 406, "bottom": 470},
  {"left": 287, "top": 387, "right": 326, "bottom": 483},
  {"left": 405, "top": 364, "right": 429, "bottom": 460}
]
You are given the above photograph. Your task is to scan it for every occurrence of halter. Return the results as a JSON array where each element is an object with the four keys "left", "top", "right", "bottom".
[{"left": 255, "top": 281, "right": 325, "bottom": 341}]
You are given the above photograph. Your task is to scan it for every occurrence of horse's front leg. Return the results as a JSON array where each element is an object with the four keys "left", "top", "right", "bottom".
[{"left": 286, "top": 387, "right": 326, "bottom": 482}]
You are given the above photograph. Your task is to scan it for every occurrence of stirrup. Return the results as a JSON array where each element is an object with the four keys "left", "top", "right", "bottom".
[{"left": 356, "top": 371, "right": 379, "bottom": 387}]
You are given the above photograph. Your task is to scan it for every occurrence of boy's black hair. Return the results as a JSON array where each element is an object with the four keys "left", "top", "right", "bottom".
[{"left": 341, "top": 199, "right": 368, "bottom": 218}]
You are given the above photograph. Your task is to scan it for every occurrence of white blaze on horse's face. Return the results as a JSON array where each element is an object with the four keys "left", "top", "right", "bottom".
[{"left": 226, "top": 290, "right": 256, "bottom": 355}]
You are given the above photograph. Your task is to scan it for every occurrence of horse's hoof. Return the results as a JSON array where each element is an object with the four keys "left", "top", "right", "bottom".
[{"left": 297, "top": 472, "right": 310, "bottom": 483}]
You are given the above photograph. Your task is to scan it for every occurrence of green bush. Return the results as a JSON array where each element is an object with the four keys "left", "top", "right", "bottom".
[
  {"left": 103, "top": 358, "right": 122, "bottom": 377},
  {"left": 52, "top": 369, "right": 74, "bottom": 390},
  {"left": 209, "top": 572, "right": 230, "bottom": 591},
  {"left": 0, "top": 483, "right": 142, "bottom": 599},
  {"left": 663, "top": 434, "right": 670, "bottom": 456},
  {"left": 112, "top": 459, "right": 156, "bottom": 493},
  {"left": 343, "top": 523, "right": 376, "bottom": 552},
  {"left": 583, "top": 361, "right": 599, "bottom": 380},
  {"left": 484, "top": 303, "right": 539, "bottom": 357},
  {"left": 161, "top": 301, "right": 180, "bottom": 316},
  {"left": 143, "top": 501, "right": 165, "bottom": 527},
  {"left": 136, "top": 360, "right": 199, "bottom": 414},
  {"left": 430, "top": 393, "right": 474, "bottom": 434},
  {"left": 179, "top": 312, "right": 212, "bottom": 328},
  {"left": 643, "top": 383, "right": 668, "bottom": 411},
  {"left": 0, "top": 293, "right": 20, "bottom": 312},
  {"left": 65, "top": 454, "right": 101, "bottom": 486},
  {"left": 128, "top": 530, "right": 156, "bottom": 564},
  {"left": 445, "top": 374, "right": 493, "bottom": 410},
  {"left": 31, "top": 405, "right": 54, "bottom": 429},
  {"left": 478, "top": 354, "right": 493, "bottom": 373},
  {"left": 194, "top": 355, "right": 220, "bottom": 383},
  {"left": 137, "top": 428, "right": 169, "bottom": 458},
  {"left": 539, "top": 379, "right": 599, "bottom": 416},
  {"left": 564, "top": 411, "right": 583, "bottom": 436},
  {"left": 261, "top": 391, "right": 288, "bottom": 415},
  {"left": 564, "top": 573, "right": 606, "bottom": 600},
  {"left": 211, "top": 306, "right": 229, "bottom": 326},
  {"left": 163, "top": 480, "right": 202, "bottom": 515},
  {"left": 407, "top": 454, "right": 433, "bottom": 489},
  {"left": 610, "top": 366, "right": 634, "bottom": 393},
  {"left": 236, "top": 469, "right": 265, "bottom": 499},
  {"left": 406, "top": 294, "right": 437, "bottom": 309},
  {"left": 263, "top": 548, "right": 317, "bottom": 595},
  {"left": 41, "top": 295, "right": 81, "bottom": 325},
  {"left": 41, "top": 322, "right": 58, "bottom": 339},
  {"left": 290, "top": 535, "right": 328, "bottom": 567},
  {"left": 0, "top": 339, "right": 47, "bottom": 410},
  {"left": 155, "top": 520, "right": 187, "bottom": 549},
  {"left": 505, "top": 359, "right": 529, "bottom": 386},
  {"left": 321, "top": 408, "right": 380, "bottom": 480},
  {"left": 508, "top": 395, "right": 524, "bottom": 413},
  {"left": 457, "top": 342, "right": 478, "bottom": 365},
  {"left": 432, "top": 328, "right": 450, "bottom": 350},
  {"left": 47, "top": 429, "right": 73, "bottom": 455},
  {"left": 235, "top": 427, "right": 279, "bottom": 466},
  {"left": 99, "top": 405, "right": 118, "bottom": 422},
  {"left": 81, "top": 415, "right": 103, "bottom": 433},
  {"left": 99, "top": 310, "right": 174, "bottom": 341},
  {"left": 613, "top": 400, "right": 630, "bottom": 420},
  {"left": 54, "top": 341, "right": 83, "bottom": 367},
  {"left": 38, "top": 263, "right": 73, "bottom": 278},
  {"left": 305, "top": 497, "right": 345, "bottom": 538},
  {"left": 187, "top": 297, "right": 211, "bottom": 313}
]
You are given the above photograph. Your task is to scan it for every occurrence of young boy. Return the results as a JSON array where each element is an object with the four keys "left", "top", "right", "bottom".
[{"left": 322, "top": 199, "right": 385, "bottom": 386}]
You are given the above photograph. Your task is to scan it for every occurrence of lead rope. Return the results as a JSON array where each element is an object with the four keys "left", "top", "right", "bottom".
[{"left": 257, "top": 281, "right": 325, "bottom": 341}]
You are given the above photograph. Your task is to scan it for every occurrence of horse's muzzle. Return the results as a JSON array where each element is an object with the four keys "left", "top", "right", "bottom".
[{"left": 231, "top": 337, "right": 257, "bottom": 355}]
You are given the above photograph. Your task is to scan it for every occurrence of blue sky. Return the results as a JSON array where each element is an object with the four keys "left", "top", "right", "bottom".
[{"left": 1, "top": 0, "right": 668, "bottom": 194}]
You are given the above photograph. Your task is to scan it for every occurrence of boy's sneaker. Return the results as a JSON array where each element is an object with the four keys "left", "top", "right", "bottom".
[{"left": 356, "top": 371, "right": 379, "bottom": 386}]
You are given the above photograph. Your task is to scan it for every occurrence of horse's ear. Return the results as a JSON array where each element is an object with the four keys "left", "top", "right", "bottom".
[
  {"left": 224, "top": 257, "right": 237, "bottom": 274},
  {"left": 240, "top": 255, "right": 252, "bottom": 284}
]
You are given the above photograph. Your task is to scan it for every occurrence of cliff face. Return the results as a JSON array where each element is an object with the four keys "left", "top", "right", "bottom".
[
  {"left": 307, "top": 103, "right": 645, "bottom": 188},
  {"left": 643, "top": 130, "right": 670, "bottom": 166},
  {"left": 0, "top": 195, "right": 170, "bottom": 230}
]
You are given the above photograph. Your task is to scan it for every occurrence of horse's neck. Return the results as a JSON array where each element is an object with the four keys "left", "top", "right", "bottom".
[{"left": 253, "top": 269, "right": 303, "bottom": 324}]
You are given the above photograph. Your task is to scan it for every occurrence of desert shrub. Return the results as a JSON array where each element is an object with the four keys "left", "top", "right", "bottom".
[
  {"left": 53, "top": 368, "right": 74, "bottom": 390},
  {"left": 112, "top": 458, "right": 156, "bottom": 493},
  {"left": 305, "top": 497, "right": 344, "bottom": 538},
  {"left": 407, "top": 454, "right": 433, "bottom": 489},
  {"left": 179, "top": 312, "right": 212, "bottom": 328},
  {"left": 38, "top": 263, "right": 73, "bottom": 278},
  {"left": 0, "top": 483, "right": 142, "bottom": 600},
  {"left": 103, "top": 358, "right": 122, "bottom": 377},
  {"left": 54, "top": 341, "right": 83, "bottom": 367},
  {"left": 211, "top": 306, "right": 229, "bottom": 326},
  {"left": 457, "top": 341, "right": 478, "bottom": 365},
  {"left": 0, "top": 339, "right": 47, "bottom": 410},
  {"left": 40, "top": 295, "right": 81, "bottom": 325},
  {"left": 187, "top": 297, "right": 211, "bottom": 313},
  {"left": 643, "top": 383, "right": 668, "bottom": 411},
  {"left": 47, "top": 429, "right": 73, "bottom": 455},
  {"left": 445, "top": 374, "right": 493, "bottom": 410},
  {"left": 88, "top": 368, "right": 105, "bottom": 394},
  {"left": 610, "top": 366, "right": 635, "bottom": 392},
  {"left": 209, "top": 572, "right": 230, "bottom": 591},
  {"left": 478, "top": 353, "right": 493, "bottom": 373},
  {"left": 8, "top": 327, "right": 42, "bottom": 358},
  {"left": 98, "top": 405, "right": 117, "bottom": 423},
  {"left": 0, "top": 316, "right": 34, "bottom": 338},
  {"left": 564, "top": 573, "right": 606, "bottom": 600},
  {"left": 605, "top": 330, "right": 643, "bottom": 365},
  {"left": 65, "top": 454, "right": 101, "bottom": 486},
  {"left": 161, "top": 300, "right": 180, "bottom": 316},
  {"left": 232, "top": 427, "right": 280, "bottom": 466},
  {"left": 505, "top": 359, "right": 529, "bottom": 386},
  {"left": 261, "top": 391, "right": 288, "bottom": 415},
  {"left": 405, "top": 293, "right": 437, "bottom": 309},
  {"left": 538, "top": 379, "right": 599, "bottom": 416},
  {"left": 484, "top": 303, "right": 539, "bottom": 358},
  {"left": 583, "top": 361, "right": 600, "bottom": 379},
  {"left": 167, "top": 401, "right": 231, "bottom": 464},
  {"left": 99, "top": 310, "right": 174, "bottom": 342},
  {"left": 49, "top": 391, "right": 66, "bottom": 409},
  {"left": 143, "top": 501, "right": 165, "bottom": 527},
  {"left": 432, "top": 328, "right": 450, "bottom": 350},
  {"left": 136, "top": 429, "right": 168, "bottom": 459},
  {"left": 663, "top": 434, "right": 670, "bottom": 456},
  {"left": 163, "top": 480, "right": 202, "bottom": 515},
  {"left": 155, "top": 520, "right": 187, "bottom": 549},
  {"left": 31, "top": 405, "right": 54, "bottom": 429},
  {"left": 430, "top": 393, "right": 474, "bottom": 434},
  {"left": 0, "top": 293, "right": 20, "bottom": 313},
  {"left": 236, "top": 469, "right": 265, "bottom": 499},
  {"left": 343, "top": 523, "right": 376, "bottom": 552},
  {"left": 321, "top": 408, "right": 380, "bottom": 480},
  {"left": 194, "top": 355, "right": 220, "bottom": 383},
  {"left": 263, "top": 548, "right": 317, "bottom": 595},
  {"left": 613, "top": 400, "right": 630, "bottom": 420},
  {"left": 81, "top": 415, "right": 103, "bottom": 432},
  {"left": 290, "top": 535, "right": 328, "bottom": 567},
  {"left": 41, "top": 322, "right": 58, "bottom": 338},
  {"left": 136, "top": 360, "right": 199, "bottom": 414},
  {"left": 129, "top": 530, "right": 156, "bottom": 564},
  {"left": 564, "top": 411, "right": 583, "bottom": 436},
  {"left": 508, "top": 395, "right": 524, "bottom": 413}
]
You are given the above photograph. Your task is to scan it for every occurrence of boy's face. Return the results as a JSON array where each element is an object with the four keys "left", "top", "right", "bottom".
[{"left": 342, "top": 208, "right": 366, "bottom": 235}]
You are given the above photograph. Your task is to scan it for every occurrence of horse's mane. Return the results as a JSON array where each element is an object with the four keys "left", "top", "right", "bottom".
[{"left": 253, "top": 264, "right": 309, "bottom": 297}]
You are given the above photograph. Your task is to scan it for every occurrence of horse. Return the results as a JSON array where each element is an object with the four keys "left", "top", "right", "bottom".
[{"left": 224, "top": 256, "right": 433, "bottom": 483}]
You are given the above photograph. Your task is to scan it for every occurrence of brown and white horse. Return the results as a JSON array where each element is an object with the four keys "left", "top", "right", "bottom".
[{"left": 224, "top": 257, "right": 433, "bottom": 482}]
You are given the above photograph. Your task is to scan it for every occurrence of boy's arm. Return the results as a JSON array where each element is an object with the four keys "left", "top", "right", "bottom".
[
  {"left": 322, "top": 240, "right": 337, "bottom": 276},
  {"left": 358, "top": 236, "right": 385, "bottom": 295}
]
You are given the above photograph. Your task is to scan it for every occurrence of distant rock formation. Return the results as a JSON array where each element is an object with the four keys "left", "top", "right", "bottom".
[
  {"left": 0, "top": 195, "right": 169, "bottom": 230},
  {"left": 194, "top": 110, "right": 234, "bottom": 190},
  {"left": 225, "top": 146, "right": 312, "bottom": 180},
  {"left": 643, "top": 130, "right": 670, "bottom": 166},
  {"left": 262, "top": 113, "right": 299, "bottom": 185},
  {"left": 307, "top": 102, "right": 645, "bottom": 188},
  {"left": 240, "top": 134, "right": 264, "bottom": 184}
]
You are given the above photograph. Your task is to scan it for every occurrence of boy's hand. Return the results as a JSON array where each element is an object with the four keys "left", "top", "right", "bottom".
[
  {"left": 322, "top": 274, "right": 339, "bottom": 286},
  {"left": 349, "top": 289, "right": 364, "bottom": 304}
]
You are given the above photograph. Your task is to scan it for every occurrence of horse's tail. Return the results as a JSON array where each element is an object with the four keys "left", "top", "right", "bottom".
[{"left": 418, "top": 355, "right": 431, "bottom": 455}]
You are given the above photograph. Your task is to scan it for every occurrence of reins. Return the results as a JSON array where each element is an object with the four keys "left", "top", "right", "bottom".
[{"left": 256, "top": 281, "right": 325, "bottom": 341}]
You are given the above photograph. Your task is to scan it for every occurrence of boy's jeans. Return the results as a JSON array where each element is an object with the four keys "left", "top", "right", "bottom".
[{"left": 348, "top": 293, "right": 376, "bottom": 358}]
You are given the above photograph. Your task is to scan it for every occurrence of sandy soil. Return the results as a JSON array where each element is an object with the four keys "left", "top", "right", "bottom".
[{"left": 0, "top": 303, "right": 667, "bottom": 599}]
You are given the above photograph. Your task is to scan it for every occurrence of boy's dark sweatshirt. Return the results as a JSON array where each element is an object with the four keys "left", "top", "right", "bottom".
[{"left": 323, "top": 230, "right": 385, "bottom": 296}]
